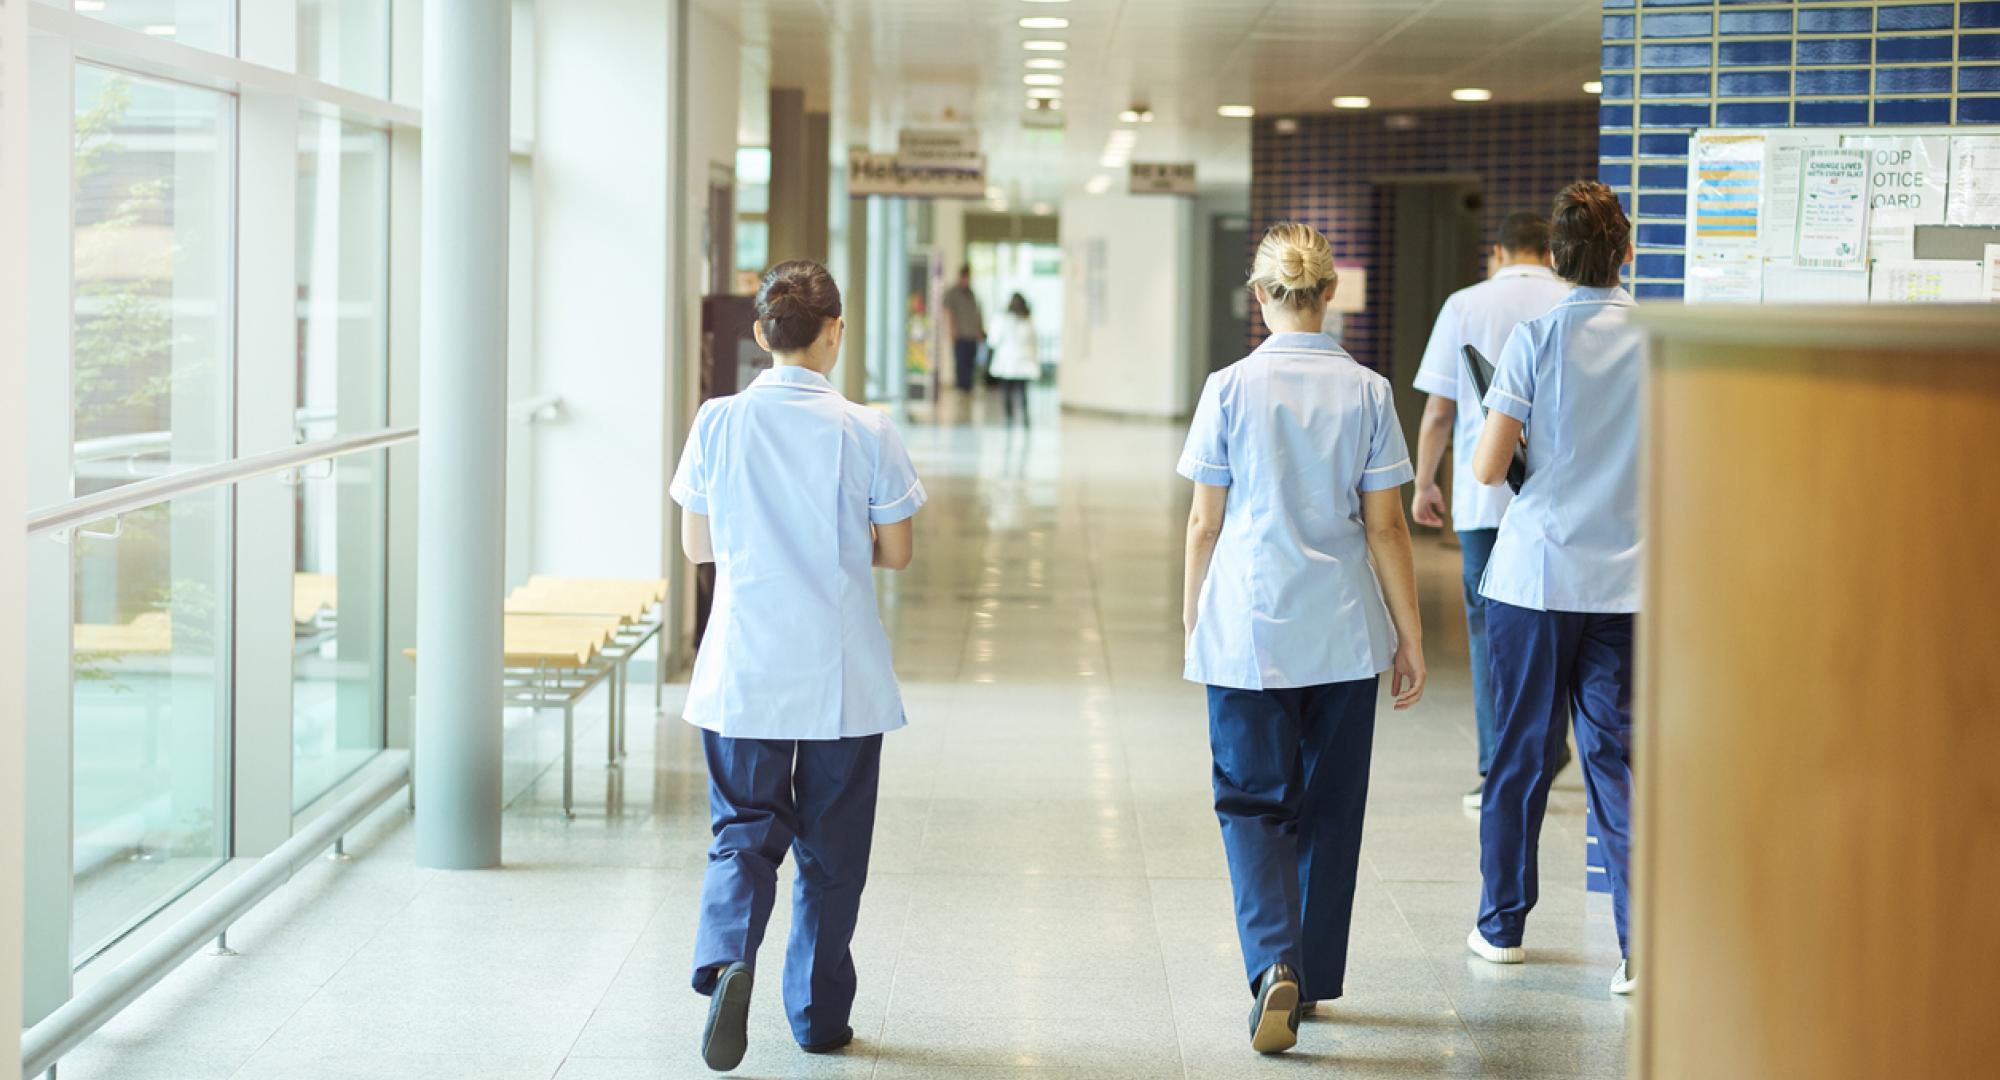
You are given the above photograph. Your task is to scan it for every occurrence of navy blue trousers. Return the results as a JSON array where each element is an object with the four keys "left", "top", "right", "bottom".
[
  {"left": 1457, "top": 528, "right": 1501, "bottom": 775},
  {"left": 1208, "top": 678, "right": 1377, "bottom": 1003},
  {"left": 1478, "top": 603, "right": 1635, "bottom": 956},
  {"left": 692, "top": 730, "right": 882, "bottom": 1047}
]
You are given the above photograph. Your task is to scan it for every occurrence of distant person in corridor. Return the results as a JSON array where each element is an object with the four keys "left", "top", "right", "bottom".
[
  {"left": 943, "top": 264, "right": 985, "bottom": 392},
  {"left": 1411, "top": 212, "right": 1572, "bottom": 809},
  {"left": 1180, "top": 223, "right": 1427, "bottom": 1056},
  {"left": 1465, "top": 181, "right": 1642, "bottom": 997},
  {"left": 987, "top": 292, "right": 1040, "bottom": 426},
  {"left": 671, "top": 260, "right": 927, "bottom": 1071}
]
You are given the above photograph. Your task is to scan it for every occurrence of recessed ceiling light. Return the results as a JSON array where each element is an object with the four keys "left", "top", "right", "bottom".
[
  {"left": 1582, "top": 80, "right": 1604, "bottom": 95},
  {"left": 1217, "top": 104, "right": 1255, "bottom": 118},
  {"left": 1018, "top": 16, "right": 1069, "bottom": 29},
  {"left": 1332, "top": 96, "right": 1371, "bottom": 110},
  {"left": 1451, "top": 87, "right": 1493, "bottom": 102},
  {"left": 1024, "top": 73, "right": 1063, "bottom": 86},
  {"left": 1085, "top": 175, "right": 1113, "bottom": 195},
  {"left": 1023, "top": 40, "right": 1067, "bottom": 51},
  {"left": 1118, "top": 109, "right": 1141, "bottom": 123},
  {"left": 1025, "top": 58, "right": 1066, "bottom": 70},
  {"left": 1027, "top": 87, "right": 1062, "bottom": 100}
]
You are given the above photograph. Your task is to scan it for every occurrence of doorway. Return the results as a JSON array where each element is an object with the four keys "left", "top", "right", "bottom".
[{"left": 1386, "top": 178, "right": 1484, "bottom": 507}]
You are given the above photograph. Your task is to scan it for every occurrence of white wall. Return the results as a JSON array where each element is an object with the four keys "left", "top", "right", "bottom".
[
  {"left": 1057, "top": 190, "right": 1198, "bottom": 419},
  {"left": 531, "top": 0, "right": 671, "bottom": 575}
]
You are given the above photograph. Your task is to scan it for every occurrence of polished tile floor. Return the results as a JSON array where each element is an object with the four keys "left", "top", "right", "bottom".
[{"left": 61, "top": 399, "right": 1629, "bottom": 1080}]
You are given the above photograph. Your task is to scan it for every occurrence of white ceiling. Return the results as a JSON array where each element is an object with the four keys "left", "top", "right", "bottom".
[{"left": 701, "top": 0, "right": 1604, "bottom": 209}]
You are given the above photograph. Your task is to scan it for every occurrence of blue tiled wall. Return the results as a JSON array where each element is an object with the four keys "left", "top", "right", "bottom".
[
  {"left": 1603, "top": 1, "right": 2000, "bottom": 298},
  {"left": 1247, "top": 104, "right": 1599, "bottom": 370}
]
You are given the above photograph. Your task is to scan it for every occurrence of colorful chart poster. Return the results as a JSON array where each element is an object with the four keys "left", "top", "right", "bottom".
[
  {"left": 1761, "top": 132, "right": 1840, "bottom": 260},
  {"left": 1868, "top": 259, "right": 1986, "bottom": 303},
  {"left": 1686, "top": 251, "right": 1762, "bottom": 304},
  {"left": 1795, "top": 149, "right": 1871, "bottom": 270},
  {"left": 1946, "top": 136, "right": 2000, "bottom": 227},
  {"left": 1845, "top": 135, "right": 1950, "bottom": 225},
  {"left": 1691, "top": 134, "right": 1765, "bottom": 250}
]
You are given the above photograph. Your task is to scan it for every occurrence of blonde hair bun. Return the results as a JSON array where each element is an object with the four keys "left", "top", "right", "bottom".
[{"left": 1250, "top": 223, "right": 1338, "bottom": 309}]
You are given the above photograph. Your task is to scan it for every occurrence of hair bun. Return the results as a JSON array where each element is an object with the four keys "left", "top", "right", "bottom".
[{"left": 1276, "top": 246, "right": 1333, "bottom": 291}]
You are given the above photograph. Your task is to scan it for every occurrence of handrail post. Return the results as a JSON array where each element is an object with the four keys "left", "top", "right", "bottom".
[{"left": 415, "top": 0, "right": 509, "bottom": 870}]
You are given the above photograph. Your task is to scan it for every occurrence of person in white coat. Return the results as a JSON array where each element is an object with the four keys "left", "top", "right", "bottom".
[{"left": 987, "top": 293, "right": 1040, "bottom": 426}]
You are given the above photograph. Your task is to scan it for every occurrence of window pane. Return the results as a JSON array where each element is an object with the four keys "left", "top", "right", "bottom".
[
  {"left": 299, "top": 0, "right": 391, "bottom": 99},
  {"left": 71, "top": 66, "right": 234, "bottom": 963},
  {"left": 292, "top": 115, "right": 390, "bottom": 810},
  {"left": 75, "top": 0, "right": 236, "bottom": 56}
]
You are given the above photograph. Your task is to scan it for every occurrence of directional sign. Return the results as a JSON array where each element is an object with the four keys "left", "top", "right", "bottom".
[
  {"left": 1130, "top": 162, "right": 1197, "bottom": 195},
  {"left": 849, "top": 151, "right": 986, "bottom": 199}
]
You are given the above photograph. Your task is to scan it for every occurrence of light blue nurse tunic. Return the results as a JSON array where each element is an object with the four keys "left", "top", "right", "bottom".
[
  {"left": 1178, "top": 331, "right": 1415, "bottom": 690},
  {"left": 669, "top": 365, "right": 927, "bottom": 740},
  {"left": 1478, "top": 286, "right": 1644, "bottom": 614}
]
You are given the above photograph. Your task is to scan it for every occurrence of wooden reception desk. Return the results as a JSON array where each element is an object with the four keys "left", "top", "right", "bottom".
[{"left": 1629, "top": 305, "right": 2000, "bottom": 1080}]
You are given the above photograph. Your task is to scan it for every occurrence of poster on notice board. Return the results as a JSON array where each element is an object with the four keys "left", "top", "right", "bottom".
[
  {"left": 1947, "top": 136, "right": 2000, "bottom": 226},
  {"left": 1844, "top": 135, "right": 1949, "bottom": 225},
  {"left": 1691, "top": 134, "right": 1764, "bottom": 251},
  {"left": 1794, "top": 149, "right": 1871, "bottom": 271}
]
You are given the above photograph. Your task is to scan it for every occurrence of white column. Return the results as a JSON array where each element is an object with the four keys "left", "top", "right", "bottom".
[
  {"left": 2, "top": 1, "right": 32, "bottom": 1067},
  {"left": 416, "top": 0, "right": 509, "bottom": 869}
]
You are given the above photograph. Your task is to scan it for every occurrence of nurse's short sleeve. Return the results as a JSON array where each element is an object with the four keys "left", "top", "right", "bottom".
[
  {"left": 869, "top": 420, "right": 927, "bottom": 525},
  {"left": 1485, "top": 322, "right": 1537, "bottom": 425},
  {"left": 1411, "top": 294, "right": 1461, "bottom": 398},
  {"left": 1177, "top": 374, "right": 1232, "bottom": 487},
  {"left": 669, "top": 401, "right": 714, "bottom": 515},
  {"left": 1361, "top": 383, "right": 1415, "bottom": 492}
]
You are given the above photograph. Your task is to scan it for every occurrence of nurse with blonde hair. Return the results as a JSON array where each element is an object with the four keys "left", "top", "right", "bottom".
[{"left": 1180, "top": 223, "right": 1426, "bottom": 1055}]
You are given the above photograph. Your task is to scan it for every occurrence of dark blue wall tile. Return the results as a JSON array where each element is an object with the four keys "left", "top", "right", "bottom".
[
  {"left": 1798, "top": 8, "right": 1872, "bottom": 34},
  {"left": 1876, "top": 66, "right": 1951, "bottom": 94},
  {"left": 1637, "top": 223, "right": 1687, "bottom": 249},
  {"left": 1876, "top": 35, "right": 1953, "bottom": 62},
  {"left": 1640, "top": 73, "right": 1712, "bottom": 98},
  {"left": 1602, "top": 44, "right": 1635, "bottom": 69},
  {"left": 1877, "top": 4, "right": 1953, "bottom": 31},
  {"left": 1602, "top": 0, "right": 1634, "bottom": 7},
  {"left": 1794, "top": 99, "right": 1870, "bottom": 125},
  {"left": 1635, "top": 282, "right": 1686, "bottom": 300},
  {"left": 1716, "top": 101, "right": 1793, "bottom": 126},
  {"left": 1603, "top": 14, "right": 1635, "bottom": 39},
  {"left": 1797, "top": 69, "right": 1870, "bottom": 95},
  {"left": 1600, "top": 104, "right": 1634, "bottom": 128},
  {"left": 1718, "top": 71, "right": 1790, "bottom": 96},
  {"left": 1599, "top": 162, "right": 1633, "bottom": 189},
  {"left": 1962, "top": 35, "right": 2000, "bottom": 61},
  {"left": 1639, "top": 164, "right": 1686, "bottom": 189},
  {"left": 1797, "top": 38, "right": 1871, "bottom": 65},
  {"left": 1601, "top": 133, "right": 1635, "bottom": 160},
  {"left": 1641, "top": 12, "right": 1713, "bottom": 37},
  {"left": 1720, "top": 10, "right": 1792, "bottom": 35},
  {"left": 1962, "top": 4, "right": 2000, "bottom": 30},
  {"left": 1602, "top": 74, "right": 1634, "bottom": 99},
  {"left": 1963, "top": 66, "right": 2000, "bottom": 92},
  {"left": 1640, "top": 43, "right": 1712, "bottom": 67},
  {"left": 1872, "top": 98, "right": 1952, "bottom": 123},
  {"left": 1635, "top": 253, "right": 1685, "bottom": 279},
  {"left": 1960, "top": 97, "right": 2000, "bottom": 123},
  {"left": 1638, "top": 132, "right": 1692, "bottom": 158},
  {"left": 1616, "top": 190, "right": 1633, "bottom": 216},
  {"left": 1636, "top": 192, "right": 1687, "bottom": 218},
  {"left": 1720, "top": 40, "right": 1793, "bottom": 66},
  {"left": 1640, "top": 103, "right": 1711, "bottom": 128}
]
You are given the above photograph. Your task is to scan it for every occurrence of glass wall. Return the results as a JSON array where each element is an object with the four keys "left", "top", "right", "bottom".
[
  {"left": 69, "top": 65, "right": 235, "bottom": 962},
  {"left": 299, "top": 0, "right": 391, "bottom": 98},
  {"left": 75, "top": 0, "right": 237, "bottom": 56},
  {"left": 292, "top": 113, "right": 390, "bottom": 810}
]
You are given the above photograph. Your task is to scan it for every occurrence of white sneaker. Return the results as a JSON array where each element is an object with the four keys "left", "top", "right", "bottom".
[
  {"left": 1461, "top": 779, "right": 1485, "bottom": 809},
  {"left": 1466, "top": 928, "right": 1525, "bottom": 965},
  {"left": 1610, "top": 959, "right": 1636, "bottom": 995}
]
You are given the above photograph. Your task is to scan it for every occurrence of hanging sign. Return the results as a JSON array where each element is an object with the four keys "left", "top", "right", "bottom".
[
  {"left": 848, "top": 151, "right": 986, "bottom": 198},
  {"left": 896, "top": 129, "right": 982, "bottom": 171},
  {"left": 1129, "top": 161, "right": 1197, "bottom": 195},
  {"left": 1794, "top": 148, "right": 1872, "bottom": 270},
  {"left": 1844, "top": 135, "right": 1949, "bottom": 224}
]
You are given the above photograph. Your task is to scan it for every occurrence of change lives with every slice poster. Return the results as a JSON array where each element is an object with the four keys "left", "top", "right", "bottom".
[{"left": 1795, "top": 149, "right": 1871, "bottom": 271}]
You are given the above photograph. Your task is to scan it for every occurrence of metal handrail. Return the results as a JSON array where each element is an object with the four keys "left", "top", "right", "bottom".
[
  {"left": 26, "top": 426, "right": 418, "bottom": 538},
  {"left": 21, "top": 752, "right": 412, "bottom": 1079}
]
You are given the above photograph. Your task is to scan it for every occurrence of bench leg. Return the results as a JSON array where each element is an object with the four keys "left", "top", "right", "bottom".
[
  {"left": 562, "top": 703, "right": 575, "bottom": 820},
  {"left": 617, "top": 658, "right": 630, "bottom": 760},
  {"left": 607, "top": 662, "right": 620, "bottom": 767},
  {"left": 655, "top": 626, "right": 666, "bottom": 713}
]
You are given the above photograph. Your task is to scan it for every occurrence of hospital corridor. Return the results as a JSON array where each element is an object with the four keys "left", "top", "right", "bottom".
[{"left": 48, "top": 409, "right": 1627, "bottom": 1080}]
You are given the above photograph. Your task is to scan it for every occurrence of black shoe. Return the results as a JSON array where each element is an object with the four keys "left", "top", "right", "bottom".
[
  {"left": 701, "top": 962, "right": 753, "bottom": 1072},
  {"left": 800, "top": 1026, "right": 854, "bottom": 1054},
  {"left": 1248, "top": 963, "right": 1301, "bottom": 1054}
]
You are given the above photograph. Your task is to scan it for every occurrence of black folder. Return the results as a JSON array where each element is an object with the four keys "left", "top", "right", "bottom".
[{"left": 1462, "top": 344, "right": 1528, "bottom": 494}]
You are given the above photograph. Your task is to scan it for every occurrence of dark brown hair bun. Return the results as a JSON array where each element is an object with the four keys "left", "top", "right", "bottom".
[
  {"left": 1550, "top": 181, "right": 1630, "bottom": 288},
  {"left": 756, "top": 260, "right": 843, "bottom": 352}
]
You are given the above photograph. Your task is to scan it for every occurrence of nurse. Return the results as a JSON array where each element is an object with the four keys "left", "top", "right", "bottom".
[
  {"left": 1411, "top": 212, "right": 1572, "bottom": 808},
  {"left": 1180, "top": 223, "right": 1427, "bottom": 1055},
  {"left": 1464, "top": 181, "right": 1642, "bottom": 996},
  {"left": 670, "top": 260, "right": 926, "bottom": 1071}
]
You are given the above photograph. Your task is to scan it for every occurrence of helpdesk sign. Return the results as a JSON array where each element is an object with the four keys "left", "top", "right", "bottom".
[{"left": 1847, "top": 136, "right": 1948, "bottom": 224}]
